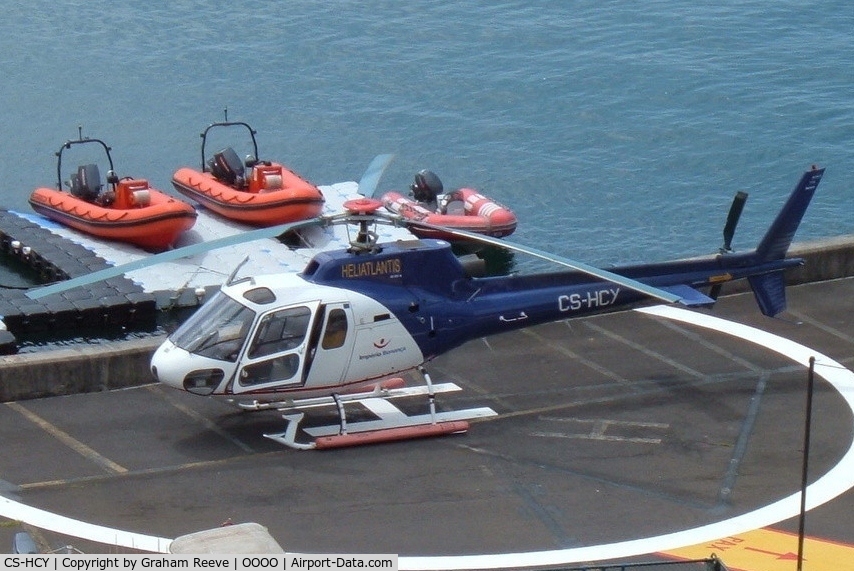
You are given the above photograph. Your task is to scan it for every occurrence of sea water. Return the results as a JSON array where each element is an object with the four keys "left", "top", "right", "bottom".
[{"left": 0, "top": 1, "right": 851, "bottom": 285}]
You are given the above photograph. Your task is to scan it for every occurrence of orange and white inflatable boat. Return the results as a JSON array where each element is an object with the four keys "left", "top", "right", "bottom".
[
  {"left": 29, "top": 134, "right": 196, "bottom": 252},
  {"left": 171, "top": 119, "right": 324, "bottom": 226},
  {"left": 381, "top": 170, "right": 516, "bottom": 241}
]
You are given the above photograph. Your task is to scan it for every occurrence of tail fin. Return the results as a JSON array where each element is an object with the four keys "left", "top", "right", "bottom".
[
  {"left": 754, "top": 166, "right": 824, "bottom": 262},
  {"left": 748, "top": 271, "right": 788, "bottom": 317},
  {"left": 746, "top": 166, "right": 824, "bottom": 317}
]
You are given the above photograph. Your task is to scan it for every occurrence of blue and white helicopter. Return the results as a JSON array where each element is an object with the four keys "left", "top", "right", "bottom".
[{"left": 28, "top": 160, "right": 825, "bottom": 449}]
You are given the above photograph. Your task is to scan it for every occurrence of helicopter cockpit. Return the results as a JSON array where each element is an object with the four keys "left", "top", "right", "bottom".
[
  {"left": 159, "top": 285, "right": 323, "bottom": 393},
  {"left": 169, "top": 291, "right": 256, "bottom": 363},
  {"left": 152, "top": 281, "right": 365, "bottom": 398}
]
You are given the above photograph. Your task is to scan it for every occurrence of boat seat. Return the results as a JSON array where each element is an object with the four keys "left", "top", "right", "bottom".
[
  {"left": 250, "top": 164, "right": 284, "bottom": 193},
  {"left": 69, "top": 163, "right": 102, "bottom": 202},
  {"left": 208, "top": 147, "right": 246, "bottom": 187}
]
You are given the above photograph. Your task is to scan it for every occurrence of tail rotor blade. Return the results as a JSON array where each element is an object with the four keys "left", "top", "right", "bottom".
[{"left": 722, "top": 191, "right": 748, "bottom": 252}]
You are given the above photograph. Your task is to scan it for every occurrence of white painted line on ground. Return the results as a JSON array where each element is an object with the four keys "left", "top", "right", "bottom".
[
  {"left": 401, "top": 306, "right": 854, "bottom": 569},
  {"left": 0, "top": 494, "right": 172, "bottom": 553}
]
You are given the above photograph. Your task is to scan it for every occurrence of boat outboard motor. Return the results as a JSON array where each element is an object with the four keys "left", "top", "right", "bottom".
[
  {"left": 208, "top": 146, "right": 246, "bottom": 187},
  {"left": 69, "top": 163, "right": 102, "bottom": 202},
  {"left": 411, "top": 169, "right": 443, "bottom": 209}
]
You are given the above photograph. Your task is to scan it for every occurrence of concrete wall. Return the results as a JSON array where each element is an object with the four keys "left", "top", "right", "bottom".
[
  {"left": 1, "top": 235, "right": 853, "bottom": 402},
  {"left": 715, "top": 235, "right": 854, "bottom": 296},
  {"left": 0, "top": 337, "right": 164, "bottom": 401},
  {"left": 788, "top": 235, "right": 854, "bottom": 285}
]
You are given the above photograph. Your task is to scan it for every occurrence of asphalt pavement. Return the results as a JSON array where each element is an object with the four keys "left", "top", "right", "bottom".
[{"left": 1, "top": 277, "right": 852, "bottom": 569}]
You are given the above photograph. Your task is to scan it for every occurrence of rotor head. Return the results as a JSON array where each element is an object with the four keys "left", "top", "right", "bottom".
[{"left": 342, "top": 198, "right": 384, "bottom": 253}]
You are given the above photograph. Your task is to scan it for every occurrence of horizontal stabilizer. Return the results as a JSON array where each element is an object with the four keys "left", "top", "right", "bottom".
[
  {"left": 661, "top": 284, "right": 716, "bottom": 307},
  {"left": 748, "top": 271, "right": 788, "bottom": 316}
]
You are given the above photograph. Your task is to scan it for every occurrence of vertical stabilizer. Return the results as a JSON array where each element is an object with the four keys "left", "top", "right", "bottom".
[
  {"left": 745, "top": 165, "right": 824, "bottom": 317},
  {"left": 755, "top": 166, "right": 824, "bottom": 262},
  {"left": 748, "top": 272, "right": 788, "bottom": 316}
]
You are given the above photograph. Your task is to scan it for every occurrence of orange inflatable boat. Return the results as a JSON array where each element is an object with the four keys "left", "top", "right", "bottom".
[
  {"left": 381, "top": 170, "right": 517, "bottom": 241},
  {"left": 29, "top": 134, "right": 196, "bottom": 252},
  {"left": 171, "top": 119, "right": 324, "bottom": 226}
]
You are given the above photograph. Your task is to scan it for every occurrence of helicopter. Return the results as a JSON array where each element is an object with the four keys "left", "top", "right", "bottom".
[{"left": 27, "top": 159, "right": 825, "bottom": 449}]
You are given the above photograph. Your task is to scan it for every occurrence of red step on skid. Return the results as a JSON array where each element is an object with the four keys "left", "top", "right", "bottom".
[{"left": 314, "top": 420, "right": 470, "bottom": 450}]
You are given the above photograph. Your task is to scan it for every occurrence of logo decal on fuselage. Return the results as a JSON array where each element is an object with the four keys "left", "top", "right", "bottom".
[
  {"left": 558, "top": 287, "right": 621, "bottom": 312},
  {"left": 340, "top": 258, "right": 402, "bottom": 279},
  {"left": 358, "top": 346, "right": 407, "bottom": 361}
]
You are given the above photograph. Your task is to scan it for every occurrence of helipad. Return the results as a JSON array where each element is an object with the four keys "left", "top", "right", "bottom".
[{"left": 1, "top": 277, "right": 853, "bottom": 569}]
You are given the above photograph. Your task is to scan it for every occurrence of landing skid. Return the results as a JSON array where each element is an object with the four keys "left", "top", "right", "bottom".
[{"left": 262, "top": 371, "right": 496, "bottom": 450}]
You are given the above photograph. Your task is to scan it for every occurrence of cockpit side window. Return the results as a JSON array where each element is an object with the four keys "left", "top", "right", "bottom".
[
  {"left": 247, "top": 306, "right": 312, "bottom": 359},
  {"left": 321, "top": 308, "right": 348, "bottom": 350}
]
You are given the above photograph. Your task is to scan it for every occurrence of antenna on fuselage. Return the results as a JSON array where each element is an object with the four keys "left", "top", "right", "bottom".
[{"left": 226, "top": 256, "right": 252, "bottom": 286}]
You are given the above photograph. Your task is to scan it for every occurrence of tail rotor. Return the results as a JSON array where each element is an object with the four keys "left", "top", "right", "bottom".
[
  {"left": 721, "top": 191, "right": 748, "bottom": 254},
  {"left": 709, "top": 166, "right": 824, "bottom": 316},
  {"left": 709, "top": 190, "right": 748, "bottom": 301}
]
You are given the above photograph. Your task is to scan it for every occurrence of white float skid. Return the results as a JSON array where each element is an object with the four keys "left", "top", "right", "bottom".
[{"left": 246, "top": 381, "right": 496, "bottom": 450}]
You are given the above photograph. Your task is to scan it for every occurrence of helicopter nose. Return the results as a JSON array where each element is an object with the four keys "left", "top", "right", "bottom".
[
  {"left": 150, "top": 340, "right": 226, "bottom": 396},
  {"left": 150, "top": 340, "right": 185, "bottom": 390}
]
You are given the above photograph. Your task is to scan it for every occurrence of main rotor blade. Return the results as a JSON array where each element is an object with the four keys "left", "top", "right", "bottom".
[
  {"left": 26, "top": 217, "right": 325, "bottom": 300},
  {"left": 408, "top": 221, "right": 683, "bottom": 304},
  {"left": 357, "top": 154, "right": 395, "bottom": 199}
]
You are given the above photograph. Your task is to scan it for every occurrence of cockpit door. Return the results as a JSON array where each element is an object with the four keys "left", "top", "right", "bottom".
[
  {"left": 302, "top": 302, "right": 354, "bottom": 387},
  {"left": 232, "top": 301, "right": 321, "bottom": 394}
]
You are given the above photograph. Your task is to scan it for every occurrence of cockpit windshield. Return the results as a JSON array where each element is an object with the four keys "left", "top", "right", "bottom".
[{"left": 170, "top": 292, "right": 256, "bottom": 362}]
